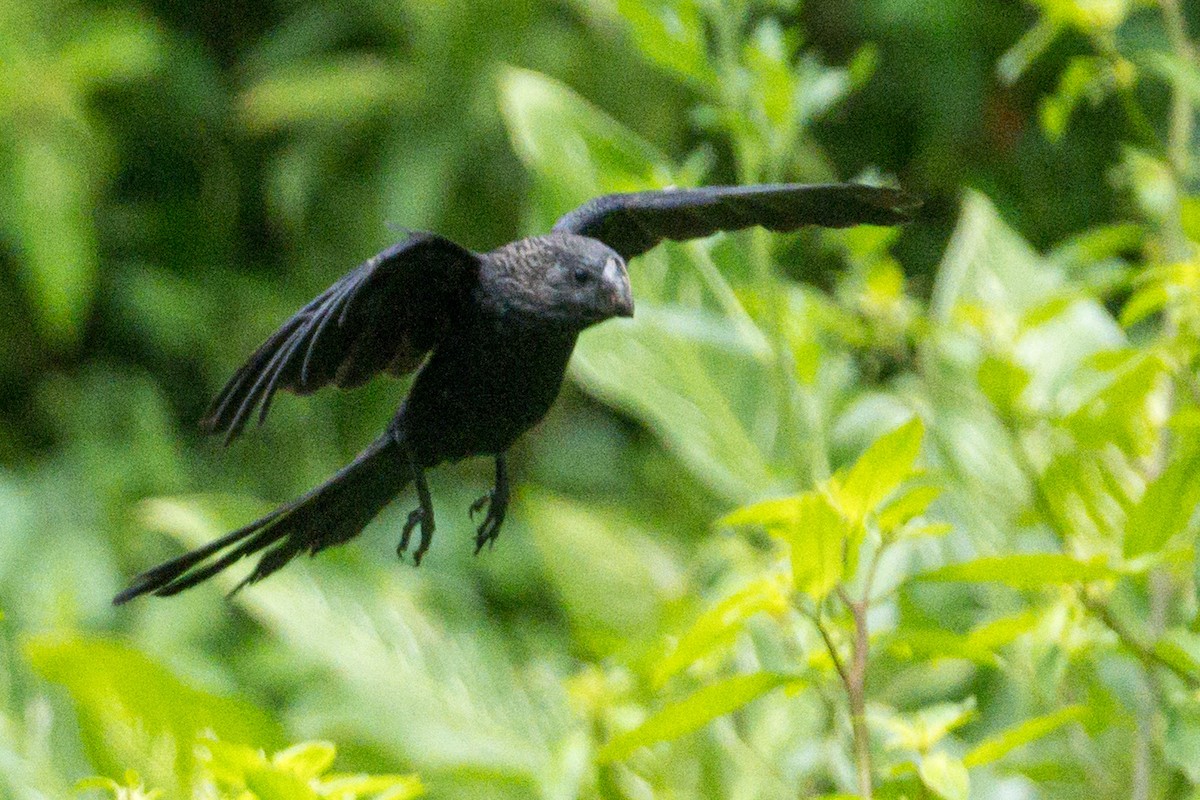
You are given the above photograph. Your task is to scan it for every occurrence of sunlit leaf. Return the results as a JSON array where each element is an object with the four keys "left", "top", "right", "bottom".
[
  {"left": 1153, "top": 630, "right": 1200, "bottom": 683},
  {"left": 499, "top": 66, "right": 670, "bottom": 203},
  {"left": 835, "top": 416, "right": 924, "bottom": 523},
  {"left": 720, "top": 496, "right": 802, "bottom": 531},
  {"left": 615, "top": 0, "right": 716, "bottom": 88},
  {"left": 26, "top": 636, "right": 281, "bottom": 793},
  {"left": 917, "top": 554, "right": 1118, "bottom": 587},
  {"left": 572, "top": 310, "right": 776, "bottom": 500},
  {"left": 318, "top": 773, "right": 424, "bottom": 799},
  {"left": 13, "top": 135, "right": 97, "bottom": 345},
  {"left": 597, "top": 672, "right": 802, "bottom": 763},
  {"left": 273, "top": 741, "right": 336, "bottom": 779},
  {"left": 57, "top": 9, "right": 163, "bottom": 89},
  {"left": 881, "top": 698, "right": 977, "bottom": 752},
  {"left": 784, "top": 491, "right": 850, "bottom": 601},
  {"left": 240, "top": 56, "right": 414, "bottom": 131},
  {"left": 997, "top": 17, "right": 1061, "bottom": 84},
  {"left": 1120, "top": 283, "right": 1169, "bottom": 327},
  {"left": 1123, "top": 445, "right": 1200, "bottom": 558},
  {"left": 654, "top": 575, "right": 789, "bottom": 686},
  {"left": 918, "top": 751, "right": 969, "bottom": 800},
  {"left": 876, "top": 484, "right": 942, "bottom": 533},
  {"left": 963, "top": 705, "right": 1086, "bottom": 767}
]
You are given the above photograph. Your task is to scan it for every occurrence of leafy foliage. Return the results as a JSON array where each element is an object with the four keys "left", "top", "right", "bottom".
[{"left": 1, "top": 0, "right": 1198, "bottom": 798}]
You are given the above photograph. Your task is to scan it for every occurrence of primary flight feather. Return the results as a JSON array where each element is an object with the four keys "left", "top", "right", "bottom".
[{"left": 115, "top": 182, "right": 919, "bottom": 604}]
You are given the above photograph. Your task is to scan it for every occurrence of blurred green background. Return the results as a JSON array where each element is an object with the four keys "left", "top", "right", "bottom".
[{"left": 2, "top": 0, "right": 1199, "bottom": 798}]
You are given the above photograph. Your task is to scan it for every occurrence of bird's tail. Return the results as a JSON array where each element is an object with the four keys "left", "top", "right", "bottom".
[{"left": 114, "top": 433, "right": 411, "bottom": 604}]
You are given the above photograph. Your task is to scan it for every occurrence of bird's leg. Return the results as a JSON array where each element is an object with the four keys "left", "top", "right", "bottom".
[
  {"left": 470, "top": 455, "right": 509, "bottom": 553},
  {"left": 397, "top": 443, "right": 435, "bottom": 565}
]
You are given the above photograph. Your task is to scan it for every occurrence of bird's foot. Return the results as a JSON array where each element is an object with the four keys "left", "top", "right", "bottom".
[
  {"left": 470, "top": 489, "right": 507, "bottom": 554},
  {"left": 397, "top": 506, "right": 435, "bottom": 566}
]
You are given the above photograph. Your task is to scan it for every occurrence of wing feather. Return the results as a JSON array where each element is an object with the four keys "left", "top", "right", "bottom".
[
  {"left": 202, "top": 232, "right": 480, "bottom": 443},
  {"left": 553, "top": 183, "right": 920, "bottom": 260}
]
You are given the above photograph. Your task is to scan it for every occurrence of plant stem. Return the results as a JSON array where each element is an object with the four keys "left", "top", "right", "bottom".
[
  {"left": 1078, "top": 589, "right": 1199, "bottom": 687},
  {"left": 846, "top": 596, "right": 874, "bottom": 800},
  {"left": 1159, "top": 0, "right": 1196, "bottom": 182},
  {"left": 810, "top": 595, "right": 873, "bottom": 799}
]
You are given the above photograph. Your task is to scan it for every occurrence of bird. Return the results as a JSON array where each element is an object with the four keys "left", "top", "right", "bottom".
[{"left": 114, "top": 182, "right": 919, "bottom": 604}]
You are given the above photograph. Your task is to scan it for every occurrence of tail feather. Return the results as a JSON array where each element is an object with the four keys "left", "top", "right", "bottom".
[{"left": 114, "top": 434, "right": 410, "bottom": 604}]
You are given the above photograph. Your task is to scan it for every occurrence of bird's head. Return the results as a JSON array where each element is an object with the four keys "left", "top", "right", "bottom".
[{"left": 488, "top": 234, "right": 633, "bottom": 328}]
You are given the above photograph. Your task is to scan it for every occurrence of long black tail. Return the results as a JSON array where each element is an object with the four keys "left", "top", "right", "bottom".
[{"left": 114, "top": 434, "right": 410, "bottom": 604}]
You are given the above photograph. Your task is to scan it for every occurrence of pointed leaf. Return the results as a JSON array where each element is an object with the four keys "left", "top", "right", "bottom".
[
  {"left": 720, "top": 496, "right": 802, "bottom": 531},
  {"left": 26, "top": 636, "right": 281, "bottom": 793},
  {"left": 272, "top": 741, "right": 336, "bottom": 779},
  {"left": 918, "top": 554, "right": 1117, "bottom": 588},
  {"left": 836, "top": 417, "right": 925, "bottom": 523},
  {"left": 877, "top": 484, "right": 942, "bottom": 534},
  {"left": 919, "top": 752, "right": 969, "bottom": 800},
  {"left": 597, "top": 672, "right": 801, "bottom": 762},
  {"left": 964, "top": 706, "right": 1086, "bottom": 767},
  {"left": 785, "top": 492, "right": 850, "bottom": 601},
  {"left": 1123, "top": 446, "right": 1200, "bottom": 558},
  {"left": 654, "top": 576, "right": 789, "bottom": 686}
]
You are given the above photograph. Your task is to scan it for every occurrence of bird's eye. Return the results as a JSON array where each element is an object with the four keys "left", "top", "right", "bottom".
[{"left": 572, "top": 268, "right": 591, "bottom": 285}]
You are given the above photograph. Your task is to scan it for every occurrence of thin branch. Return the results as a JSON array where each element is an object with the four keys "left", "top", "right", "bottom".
[
  {"left": 1077, "top": 589, "right": 1199, "bottom": 688},
  {"left": 846, "top": 597, "right": 874, "bottom": 800},
  {"left": 808, "top": 606, "right": 850, "bottom": 689}
]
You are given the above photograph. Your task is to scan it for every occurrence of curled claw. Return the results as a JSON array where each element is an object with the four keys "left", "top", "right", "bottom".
[
  {"left": 471, "top": 456, "right": 509, "bottom": 555},
  {"left": 471, "top": 491, "right": 505, "bottom": 554},
  {"left": 469, "top": 492, "right": 490, "bottom": 520},
  {"left": 397, "top": 508, "right": 422, "bottom": 560}
]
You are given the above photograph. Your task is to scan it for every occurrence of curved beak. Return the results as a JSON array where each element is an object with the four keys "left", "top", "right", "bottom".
[{"left": 604, "top": 257, "right": 634, "bottom": 318}]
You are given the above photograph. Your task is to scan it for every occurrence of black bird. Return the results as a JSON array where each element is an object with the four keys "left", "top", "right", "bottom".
[{"left": 114, "top": 183, "right": 919, "bottom": 603}]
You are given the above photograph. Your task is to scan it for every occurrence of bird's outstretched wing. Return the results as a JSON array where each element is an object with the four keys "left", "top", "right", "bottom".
[
  {"left": 553, "top": 183, "right": 921, "bottom": 260},
  {"left": 202, "top": 232, "right": 481, "bottom": 444}
]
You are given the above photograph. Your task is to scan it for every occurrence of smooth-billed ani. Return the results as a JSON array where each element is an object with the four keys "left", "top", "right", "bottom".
[{"left": 115, "top": 182, "right": 919, "bottom": 603}]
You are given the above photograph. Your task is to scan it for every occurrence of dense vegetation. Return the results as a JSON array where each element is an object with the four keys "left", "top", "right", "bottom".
[{"left": 2, "top": 0, "right": 1198, "bottom": 798}]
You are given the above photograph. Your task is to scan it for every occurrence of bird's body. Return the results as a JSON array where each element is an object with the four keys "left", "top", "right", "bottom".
[
  {"left": 115, "top": 183, "right": 919, "bottom": 603},
  {"left": 399, "top": 286, "right": 579, "bottom": 467}
]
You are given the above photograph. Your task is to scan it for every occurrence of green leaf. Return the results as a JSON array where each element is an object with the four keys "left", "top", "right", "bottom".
[
  {"left": 240, "top": 56, "right": 414, "bottom": 131},
  {"left": 877, "top": 484, "right": 942, "bottom": 533},
  {"left": 14, "top": 135, "right": 98, "bottom": 345},
  {"left": 784, "top": 491, "right": 850, "bottom": 601},
  {"left": 525, "top": 492, "right": 679, "bottom": 657},
  {"left": 245, "top": 768, "right": 319, "bottom": 800},
  {"left": 273, "top": 741, "right": 336, "bottom": 779},
  {"left": 1120, "top": 283, "right": 1169, "bottom": 327},
  {"left": 499, "top": 66, "right": 670, "bottom": 203},
  {"left": 720, "top": 496, "right": 802, "bottom": 531},
  {"left": 1123, "top": 446, "right": 1200, "bottom": 558},
  {"left": 615, "top": 0, "right": 716, "bottom": 88},
  {"left": 890, "top": 628, "right": 995, "bottom": 665},
  {"left": 597, "top": 672, "right": 801, "bottom": 763},
  {"left": 997, "top": 17, "right": 1062, "bottom": 84},
  {"left": 572, "top": 309, "right": 777, "bottom": 500},
  {"left": 57, "top": 9, "right": 163, "bottom": 89},
  {"left": 1153, "top": 630, "right": 1200, "bottom": 682},
  {"left": 918, "top": 751, "right": 969, "bottom": 800},
  {"left": 1039, "top": 56, "right": 1107, "bottom": 142},
  {"left": 931, "top": 191, "right": 1061, "bottom": 323},
  {"left": 964, "top": 706, "right": 1086, "bottom": 767},
  {"left": 317, "top": 774, "right": 424, "bottom": 800},
  {"left": 26, "top": 636, "right": 281, "bottom": 793},
  {"left": 978, "top": 355, "right": 1030, "bottom": 419},
  {"left": 881, "top": 699, "right": 978, "bottom": 752},
  {"left": 836, "top": 416, "right": 925, "bottom": 523},
  {"left": 918, "top": 554, "right": 1118, "bottom": 588},
  {"left": 653, "top": 576, "right": 789, "bottom": 686}
]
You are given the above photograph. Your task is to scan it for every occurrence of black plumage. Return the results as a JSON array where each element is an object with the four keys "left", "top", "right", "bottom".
[{"left": 114, "top": 182, "right": 918, "bottom": 604}]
